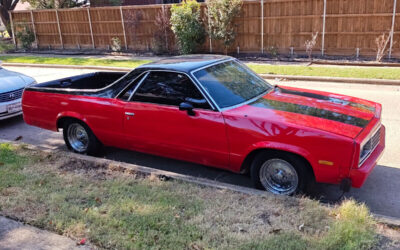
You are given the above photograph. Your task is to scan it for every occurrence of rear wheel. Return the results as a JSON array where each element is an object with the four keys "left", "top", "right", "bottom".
[
  {"left": 63, "top": 120, "right": 101, "bottom": 155},
  {"left": 250, "top": 151, "right": 310, "bottom": 195}
]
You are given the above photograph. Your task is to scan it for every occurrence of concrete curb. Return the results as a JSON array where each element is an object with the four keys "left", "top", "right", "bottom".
[
  {"left": 311, "top": 60, "right": 400, "bottom": 68},
  {"left": 1, "top": 138, "right": 399, "bottom": 228},
  {"left": 3, "top": 62, "right": 400, "bottom": 86},
  {"left": 373, "top": 214, "right": 400, "bottom": 228},
  {"left": 0, "top": 139, "right": 269, "bottom": 198},
  {"left": 0, "top": 216, "right": 90, "bottom": 250}
]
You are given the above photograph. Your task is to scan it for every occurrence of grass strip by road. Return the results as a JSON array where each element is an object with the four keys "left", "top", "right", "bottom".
[
  {"left": 0, "top": 143, "right": 393, "bottom": 249},
  {"left": 0, "top": 55, "right": 151, "bottom": 68},
  {"left": 2, "top": 55, "right": 400, "bottom": 80},
  {"left": 248, "top": 64, "right": 400, "bottom": 80}
]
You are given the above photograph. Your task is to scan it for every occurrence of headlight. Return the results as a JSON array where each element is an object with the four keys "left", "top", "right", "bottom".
[
  {"left": 359, "top": 142, "right": 372, "bottom": 166},
  {"left": 358, "top": 127, "right": 381, "bottom": 167}
]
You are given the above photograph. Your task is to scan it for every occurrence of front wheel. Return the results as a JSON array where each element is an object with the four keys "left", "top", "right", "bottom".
[
  {"left": 63, "top": 120, "right": 101, "bottom": 155},
  {"left": 250, "top": 152, "right": 309, "bottom": 195}
]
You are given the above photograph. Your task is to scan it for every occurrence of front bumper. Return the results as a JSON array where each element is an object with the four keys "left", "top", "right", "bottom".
[
  {"left": 0, "top": 98, "right": 23, "bottom": 121},
  {"left": 349, "top": 125, "right": 386, "bottom": 188}
]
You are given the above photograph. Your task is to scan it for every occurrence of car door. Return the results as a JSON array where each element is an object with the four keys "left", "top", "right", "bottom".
[{"left": 121, "top": 71, "right": 230, "bottom": 169}]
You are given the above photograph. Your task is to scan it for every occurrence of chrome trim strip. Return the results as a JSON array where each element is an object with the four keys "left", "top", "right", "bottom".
[
  {"left": 0, "top": 111, "right": 23, "bottom": 121},
  {"left": 115, "top": 71, "right": 149, "bottom": 99},
  {"left": 189, "top": 74, "right": 221, "bottom": 112},
  {"left": 28, "top": 71, "right": 132, "bottom": 93},
  {"left": 190, "top": 58, "right": 235, "bottom": 75},
  {"left": 189, "top": 58, "right": 235, "bottom": 112},
  {"left": 127, "top": 72, "right": 149, "bottom": 101}
]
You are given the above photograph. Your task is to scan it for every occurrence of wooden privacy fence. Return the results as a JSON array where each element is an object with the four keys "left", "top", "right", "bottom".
[{"left": 9, "top": 0, "right": 400, "bottom": 58}]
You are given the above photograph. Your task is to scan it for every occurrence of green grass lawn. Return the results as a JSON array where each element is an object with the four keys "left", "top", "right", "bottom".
[
  {"left": 247, "top": 64, "right": 400, "bottom": 80},
  {"left": 0, "top": 55, "right": 151, "bottom": 68},
  {"left": 1, "top": 55, "right": 400, "bottom": 80},
  {"left": 0, "top": 143, "right": 388, "bottom": 249}
]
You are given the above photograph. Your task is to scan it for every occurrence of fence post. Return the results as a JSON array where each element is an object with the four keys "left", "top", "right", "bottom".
[
  {"left": 55, "top": 10, "right": 63, "bottom": 49},
  {"left": 389, "top": 0, "right": 397, "bottom": 59},
  {"left": 120, "top": 6, "right": 128, "bottom": 50},
  {"left": 87, "top": 8, "right": 95, "bottom": 49},
  {"left": 9, "top": 11, "right": 16, "bottom": 48},
  {"left": 162, "top": 5, "right": 169, "bottom": 51},
  {"left": 261, "top": 0, "right": 264, "bottom": 54},
  {"left": 321, "top": 0, "right": 327, "bottom": 56},
  {"left": 207, "top": 5, "right": 212, "bottom": 53},
  {"left": 30, "top": 11, "right": 38, "bottom": 48}
]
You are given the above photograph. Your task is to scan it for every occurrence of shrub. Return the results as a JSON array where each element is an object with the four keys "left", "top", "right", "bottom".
[
  {"left": 152, "top": 8, "right": 173, "bottom": 55},
  {"left": 268, "top": 46, "right": 278, "bottom": 57},
  {"left": 124, "top": 10, "right": 143, "bottom": 50},
  {"left": 375, "top": 32, "right": 393, "bottom": 62},
  {"left": 207, "top": 0, "right": 242, "bottom": 55},
  {"left": 170, "top": 0, "right": 206, "bottom": 54},
  {"left": 111, "top": 37, "right": 122, "bottom": 52},
  {"left": 0, "top": 40, "right": 14, "bottom": 53},
  {"left": 16, "top": 26, "right": 35, "bottom": 50},
  {"left": 305, "top": 32, "right": 318, "bottom": 61},
  {"left": 320, "top": 200, "right": 377, "bottom": 250}
]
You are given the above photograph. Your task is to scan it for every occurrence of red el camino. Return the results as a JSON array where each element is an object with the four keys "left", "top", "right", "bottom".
[{"left": 22, "top": 55, "right": 385, "bottom": 195}]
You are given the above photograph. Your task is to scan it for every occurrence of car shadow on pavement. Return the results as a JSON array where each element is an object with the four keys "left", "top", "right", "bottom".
[
  {"left": 103, "top": 147, "right": 252, "bottom": 188},
  {"left": 0, "top": 115, "right": 22, "bottom": 129},
  {"left": 0, "top": 116, "right": 63, "bottom": 149}
]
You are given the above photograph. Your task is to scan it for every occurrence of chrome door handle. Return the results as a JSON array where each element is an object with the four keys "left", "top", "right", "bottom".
[{"left": 125, "top": 112, "right": 135, "bottom": 116}]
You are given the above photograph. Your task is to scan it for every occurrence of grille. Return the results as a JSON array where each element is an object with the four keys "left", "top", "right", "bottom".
[
  {"left": 0, "top": 88, "right": 24, "bottom": 103},
  {"left": 359, "top": 127, "right": 381, "bottom": 166}
]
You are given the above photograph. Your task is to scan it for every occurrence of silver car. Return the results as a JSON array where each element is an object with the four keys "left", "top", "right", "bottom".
[{"left": 0, "top": 61, "right": 36, "bottom": 120}]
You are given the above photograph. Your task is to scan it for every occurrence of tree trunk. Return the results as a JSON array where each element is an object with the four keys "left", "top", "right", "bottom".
[{"left": 0, "top": 6, "right": 12, "bottom": 36}]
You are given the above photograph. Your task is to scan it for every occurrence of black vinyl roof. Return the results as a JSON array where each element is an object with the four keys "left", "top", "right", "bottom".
[{"left": 136, "top": 55, "right": 232, "bottom": 73}]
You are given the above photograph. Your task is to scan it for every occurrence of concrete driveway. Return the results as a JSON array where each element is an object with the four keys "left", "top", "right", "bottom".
[{"left": 1, "top": 66, "right": 400, "bottom": 218}]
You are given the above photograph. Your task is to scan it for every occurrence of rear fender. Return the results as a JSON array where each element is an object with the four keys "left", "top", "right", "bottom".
[{"left": 56, "top": 112, "right": 92, "bottom": 131}]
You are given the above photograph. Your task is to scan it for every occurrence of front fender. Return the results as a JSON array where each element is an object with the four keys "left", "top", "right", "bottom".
[{"left": 244, "top": 141, "right": 317, "bottom": 170}]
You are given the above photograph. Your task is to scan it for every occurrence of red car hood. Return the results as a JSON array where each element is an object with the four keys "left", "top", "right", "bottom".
[{"left": 228, "top": 86, "right": 379, "bottom": 138}]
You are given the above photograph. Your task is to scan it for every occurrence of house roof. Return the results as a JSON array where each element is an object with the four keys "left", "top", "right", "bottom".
[{"left": 137, "top": 54, "right": 232, "bottom": 73}]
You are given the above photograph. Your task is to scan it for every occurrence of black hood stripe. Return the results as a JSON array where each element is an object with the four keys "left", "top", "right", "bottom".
[
  {"left": 277, "top": 87, "right": 375, "bottom": 113},
  {"left": 250, "top": 98, "right": 370, "bottom": 128}
]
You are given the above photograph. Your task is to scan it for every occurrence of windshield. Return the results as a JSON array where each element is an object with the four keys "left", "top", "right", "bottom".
[{"left": 193, "top": 60, "right": 272, "bottom": 109}]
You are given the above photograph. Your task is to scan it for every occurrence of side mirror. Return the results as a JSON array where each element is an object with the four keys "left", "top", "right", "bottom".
[{"left": 179, "top": 102, "right": 195, "bottom": 116}]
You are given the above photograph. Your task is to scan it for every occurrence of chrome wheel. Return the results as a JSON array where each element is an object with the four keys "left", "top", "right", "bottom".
[
  {"left": 259, "top": 159, "right": 299, "bottom": 195},
  {"left": 67, "top": 123, "right": 89, "bottom": 153}
]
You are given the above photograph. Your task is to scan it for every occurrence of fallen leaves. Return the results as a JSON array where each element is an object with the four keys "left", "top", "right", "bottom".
[
  {"left": 77, "top": 238, "right": 86, "bottom": 246},
  {"left": 269, "top": 228, "right": 282, "bottom": 234},
  {"left": 95, "top": 197, "right": 102, "bottom": 204},
  {"left": 14, "top": 136, "right": 23, "bottom": 141}
]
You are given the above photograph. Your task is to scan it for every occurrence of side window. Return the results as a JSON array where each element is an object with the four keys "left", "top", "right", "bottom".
[
  {"left": 118, "top": 73, "right": 146, "bottom": 101},
  {"left": 131, "top": 72, "right": 211, "bottom": 109}
]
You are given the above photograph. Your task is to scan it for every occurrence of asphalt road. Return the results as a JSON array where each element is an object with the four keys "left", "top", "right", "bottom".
[{"left": 1, "top": 66, "right": 400, "bottom": 218}]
